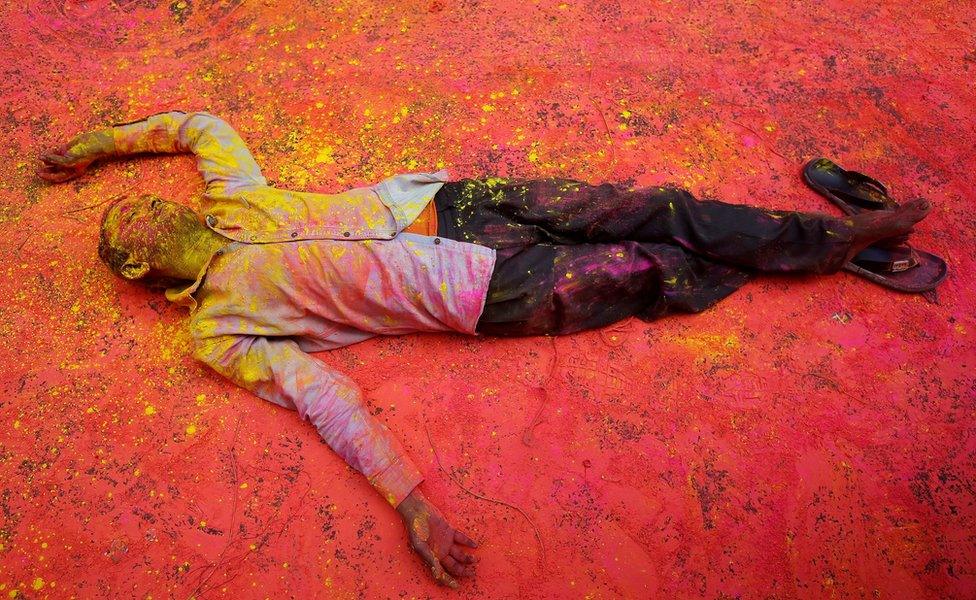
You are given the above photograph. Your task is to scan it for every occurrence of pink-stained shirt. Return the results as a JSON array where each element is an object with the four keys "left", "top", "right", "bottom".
[{"left": 111, "top": 112, "right": 497, "bottom": 506}]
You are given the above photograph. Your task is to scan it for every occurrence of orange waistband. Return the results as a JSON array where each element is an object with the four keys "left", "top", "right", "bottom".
[{"left": 401, "top": 198, "right": 438, "bottom": 236}]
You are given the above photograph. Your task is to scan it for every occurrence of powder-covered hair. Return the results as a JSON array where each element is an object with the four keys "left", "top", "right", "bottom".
[
  {"left": 96, "top": 198, "right": 179, "bottom": 289},
  {"left": 97, "top": 198, "right": 130, "bottom": 278}
]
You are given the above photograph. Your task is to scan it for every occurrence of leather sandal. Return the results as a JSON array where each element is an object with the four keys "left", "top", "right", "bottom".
[
  {"left": 803, "top": 157, "right": 898, "bottom": 215},
  {"left": 846, "top": 244, "right": 947, "bottom": 293},
  {"left": 803, "top": 157, "right": 949, "bottom": 292}
]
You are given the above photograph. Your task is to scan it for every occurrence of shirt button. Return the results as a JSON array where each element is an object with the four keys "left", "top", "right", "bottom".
[
  {"left": 434, "top": 237, "right": 441, "bottom": 245},
  {"left": 205, "top": 214, "right": 216, "bottom": 227},
  {"left": 343, "top": 231, "right": 351, "bottom": 237}
]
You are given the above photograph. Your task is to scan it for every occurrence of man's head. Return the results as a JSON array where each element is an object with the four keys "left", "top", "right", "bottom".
[{"left": 98, "top": 194, "right": 208, "bottom": 285}]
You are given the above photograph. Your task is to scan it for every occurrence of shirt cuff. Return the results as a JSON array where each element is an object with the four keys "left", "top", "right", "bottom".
[{"left": 369, "top": 456, "right": 424, "bottom": 508}]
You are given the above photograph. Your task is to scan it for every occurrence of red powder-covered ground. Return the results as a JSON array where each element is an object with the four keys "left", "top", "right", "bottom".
[{"left": 1, "top": 1, "right": 974, "bottom": 598}]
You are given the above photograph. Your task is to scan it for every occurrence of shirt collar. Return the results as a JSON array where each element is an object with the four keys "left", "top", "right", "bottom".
[{"left": 164, "top": 243, "right": 234, "bottom": 311}]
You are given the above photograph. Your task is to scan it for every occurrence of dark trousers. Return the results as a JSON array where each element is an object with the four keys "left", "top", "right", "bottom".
[{"left": 434, "top": 179, "right": 855, "bottom": 336}]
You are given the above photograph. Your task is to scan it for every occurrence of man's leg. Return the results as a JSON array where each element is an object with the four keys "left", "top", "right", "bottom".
[
  {"left": 475, "top": 241, "right": 751, "bottom": 336},
  {"left": 436, "top": 178, "right": 878, "bottom": 275}
]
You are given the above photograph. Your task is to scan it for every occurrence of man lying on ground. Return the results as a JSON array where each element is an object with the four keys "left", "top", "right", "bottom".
[{"left": 36, "top": 111, "right": 929, "bottom": 588}]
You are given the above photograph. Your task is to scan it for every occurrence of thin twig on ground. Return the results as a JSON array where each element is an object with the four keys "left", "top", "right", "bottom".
[
  {"left": 423, "top": 415, "right": 547, "bottom": 568},
  {"left": 730, "top": 120, "right": 789, "bottom": 161},
  {"left": 588, "top": 95, "right": 617, "bottom": 181},
  {"left": 61, "top": 194, "right": 124, "bottom": 216},
  {"left": 521, "top": 336, "right": 559, "bottom": 446}
]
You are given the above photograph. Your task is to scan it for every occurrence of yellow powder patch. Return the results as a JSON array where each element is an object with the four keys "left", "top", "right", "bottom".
[
  {"left": 144, "top": 405, "right": 156, "bottom": 416},
  {"left": 314, "top": 146, "right": 335, "bottom": 164},
  {"left": 673, "top": 333, "right": 740, "bottom": 357}
]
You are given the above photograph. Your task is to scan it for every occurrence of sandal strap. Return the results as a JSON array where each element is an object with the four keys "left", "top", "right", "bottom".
[
  {"left": 805, "top": 158, "right": 898, "bottom": 212},
  {"left": 852, "top": 245, "right": 919, "bottom": 273},
  {"left": 837, "top": 169, "right": 895, "bottom": 210}
]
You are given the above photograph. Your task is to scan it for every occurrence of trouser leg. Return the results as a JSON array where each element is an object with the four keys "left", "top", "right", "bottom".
[
  {"left": 476, "top": 241, "right": 751, "bottom": 337},
  {"left": 436, "top": 179, "right": 856, "bottom": 274}
]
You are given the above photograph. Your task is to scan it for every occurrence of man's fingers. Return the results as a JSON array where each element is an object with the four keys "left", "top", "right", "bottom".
[
  {"left": 36, "top": 156, "right": 87, "bottom": 182},
  {"left": 38, "top": 167, "right": 75, "bottom": 182},
  {"left": 37, "top": 164, "right": 64, "bottom": 175},
  {"left": 441, "top": 571, "right": 459, "bottom": 589},
  {"left": 443, "top": 554, "right": 476, "bottom": 579},
  {"left": 449, "top": 546, "right": 477, "bottom": 564},
  {"left": 36, "top": 168, "right": 74, "bottom": 183},
  {"left": 431, "top": 558, "right": 459, "bottom": 589},
  {"left": 443, "top": 555, "right": 476, "bottom": 579},
  {"left": 41, "top": 154, "right": 87, "bottom": 170},
  {"left": 40, "top": 153, "right": 70, "bottom": 166},
  {"left": 454, "top": 530, "right": 479, "bottom": 548},
  {"left": 442, "top": 555, "right": 461, "bottom": 576},
  {"left": 412, "top": 540, "right": 457, "bottom": 588}
]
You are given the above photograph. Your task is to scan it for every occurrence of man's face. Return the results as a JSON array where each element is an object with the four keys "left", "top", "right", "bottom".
[{"left": 103, "top": 194, "right": 202, "bottom": 270}]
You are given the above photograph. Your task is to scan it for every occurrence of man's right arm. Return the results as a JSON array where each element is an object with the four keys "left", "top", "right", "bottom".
[
  {"left": 193, "top": 332, "right": 423, "bottom": 506},
  {"left": 192, "top": 332, "right": 479, "bottom": 586}
]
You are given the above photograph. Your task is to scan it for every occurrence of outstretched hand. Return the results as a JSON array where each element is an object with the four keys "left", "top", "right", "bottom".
[
  {"left": 396, "top": 488, "right": 479, "bottom": 588},
  {"left": 36, "top": 130, "right": 113, "bottom": 183},
  {"left": 37, "top": 145, "right": 93, "bottom": 183}
]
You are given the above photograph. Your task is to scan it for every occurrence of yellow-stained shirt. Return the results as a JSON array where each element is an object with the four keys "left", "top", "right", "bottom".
[{"left": 111, "top": 112, "right": 495, "bottom": 506}]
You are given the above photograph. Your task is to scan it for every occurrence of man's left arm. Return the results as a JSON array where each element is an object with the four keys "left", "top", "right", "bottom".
[{"left": 37, "top": 111, "right": 266, "bottom": 196}]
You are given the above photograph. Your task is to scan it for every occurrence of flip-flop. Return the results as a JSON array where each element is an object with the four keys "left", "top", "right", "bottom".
[
  {"left": 845, "top": 244, "right": 948, "bottom": 293},
  {"left": 803, "top": 157, "right": 899, "bottom": 215},
  {"left": 804, "top": 158, "right": 949, "bottom": 291}
]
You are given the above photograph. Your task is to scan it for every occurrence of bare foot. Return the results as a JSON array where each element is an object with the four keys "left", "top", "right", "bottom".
[{"left": 847, "top": 198, "right": 931, "bottom": 261}]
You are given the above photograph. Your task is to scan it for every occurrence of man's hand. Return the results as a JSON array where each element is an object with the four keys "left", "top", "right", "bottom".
[
  {"left": 397, "top": 488, "right": 478, "bottom": 588},
  {"left": 36, "top": 130, "right": 114, "bottom": 183}
]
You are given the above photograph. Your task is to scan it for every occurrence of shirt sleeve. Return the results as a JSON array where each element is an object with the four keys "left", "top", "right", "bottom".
[
  {"left": 111, "top": 111, "right": 267, "bottom": 195},
  {"left": 192, "top": 333, "right": 423, "bottom": 506}
]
